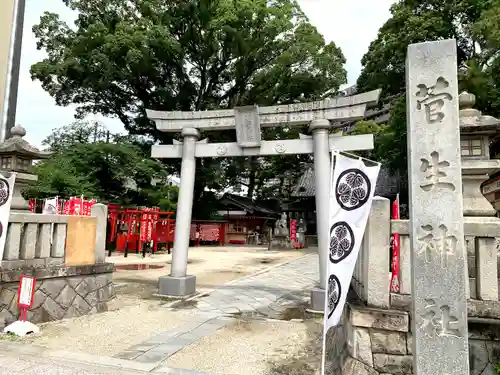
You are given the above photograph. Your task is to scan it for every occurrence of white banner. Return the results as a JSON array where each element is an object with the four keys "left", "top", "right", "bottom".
[
  {"left": 42, "top": 197, "right": 58, "bottom": 214},
  {"left": 0, "top": 173, "right": 16, "bottom": 260},
  {"left": 324, "top": 153, "right": 380, "bottom": 329},
  {"left": 42, "top": 197, "right": 58, "bottom": 245}
]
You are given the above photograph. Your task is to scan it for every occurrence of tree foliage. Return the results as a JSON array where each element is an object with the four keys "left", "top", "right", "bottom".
[
  {"left": 25, "top": 121, "right": 178, "bottom": 210},
  {"left": 349, "top": 119, "right": 388, "bottom": 160},
  {"left": 31, "top": 0, "right": 347, "bottom": 207},
  {"left": 357, "top": 0, "right": 500, "bottom": 173}
]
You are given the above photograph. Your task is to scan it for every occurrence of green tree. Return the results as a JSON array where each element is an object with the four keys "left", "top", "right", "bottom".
[
  {"left": 43, "top": 120, "right": 110, "bottom": 152},
  {"left": 31, "top": 0, "right": 347, "bottom": 209},
  {"left": 25, "top": 121, "right": 175, "bottom": 208},
  {"left": 349, "top": 119, "right": 388, "bottom": 160},
  {"left": 356, "top": 0, "right": 500, "bottom": 173}
]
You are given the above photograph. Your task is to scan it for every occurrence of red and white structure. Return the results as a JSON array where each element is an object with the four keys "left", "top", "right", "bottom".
[
  {"left": 4, "top": 275, "right": 40, "bottom": 336},
  {"left": 390, "top": 194, "right": 401, "bottom": 293}
]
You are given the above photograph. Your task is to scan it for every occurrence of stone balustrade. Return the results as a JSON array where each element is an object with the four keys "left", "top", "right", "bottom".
[
  {"left": 330, "top": 204, "right": 500, "bottom": 374},
  {"left": 2, "top": 213, "right": 68, "bottom": 269},
  {"left": 390, "top": 218, "right": 500, "bottom": 304},
  {"left": 352, "top": 197, "right": 391, "bottom": 309},
  {"left": 0, "top": 203, "right": 114, "bottom": 326},
  {"left": 352, "top": 197, "right": 500, "bottom": 311},
  {"left": 0, "top": 203, "right": 108, "bottom": 270}
]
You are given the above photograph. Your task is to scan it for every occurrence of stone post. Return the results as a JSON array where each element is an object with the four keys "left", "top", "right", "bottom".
[
  {"left": 406, "top": 39, "right": 469, "bottom": 374},
  {"left": 309, "top": 119, "right": 331, "bottom": 311},
  {"left": 475, "top": 237, "right": 498, "bottom": 301},
  {"left": 158, "top": 127, "right": 199, "bottom": 296},
  {"left": 91, "top": 203, "right": 108, "bottom": 264},
  {"left": 363, "top": 197, "right": 390, "bottom": 308}
]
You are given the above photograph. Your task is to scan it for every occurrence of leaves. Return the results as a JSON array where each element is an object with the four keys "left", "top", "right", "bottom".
[
  {"left": 357, "top": 0, "right": 500, "bottom": 174},
  {"left": 31, "top": 0, "right": 347, "bottom": 206},
  {"left": 25, "top": 120, "right": 174, "bottom": 208}
]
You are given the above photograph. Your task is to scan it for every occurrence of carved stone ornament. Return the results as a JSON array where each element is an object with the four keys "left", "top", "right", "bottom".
[
  {"left": 275, "top": 143, "right": 286, "bottom": 153},
  {"left": 216, "top": 145, "right": 228, "bottom": 156}
]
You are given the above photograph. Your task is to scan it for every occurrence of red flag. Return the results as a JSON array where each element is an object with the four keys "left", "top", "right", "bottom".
[
  {"left": 63, "top": 200, "right": 71, "bottom": 215},
  {"left": 390, "top": 195, "right": 401, "bottom": 293},
  {"left": 289, "top": 219, "right": 297, "bottom": 241}
]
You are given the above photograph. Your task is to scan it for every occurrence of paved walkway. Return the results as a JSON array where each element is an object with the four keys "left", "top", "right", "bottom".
[
  {"left": 191, "top": 252, "right": 318, "bottom": 317},
  {"left": 0, "top": 340, "right": 212, "bottom": 374},
  {"left": 114, "top": 253, "right": 319, "bottom": 364}
]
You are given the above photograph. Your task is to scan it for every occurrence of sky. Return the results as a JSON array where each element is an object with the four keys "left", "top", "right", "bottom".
[{"left": 15, "top": 0, "right": 395, "bottom": 147}]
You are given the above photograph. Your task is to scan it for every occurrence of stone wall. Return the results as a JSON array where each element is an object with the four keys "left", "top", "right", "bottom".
[
  {"left": 469, "top": 322, "right": 500, "bottom": 375},
  {"left": 0, "top": 263, "right": 116, "bottom": 327},
  {"left": 334, "top": 304, "right": 412, "bottom": 375},
  {"left": 333, "top": 302, "right": 500, "bottom": 375}
]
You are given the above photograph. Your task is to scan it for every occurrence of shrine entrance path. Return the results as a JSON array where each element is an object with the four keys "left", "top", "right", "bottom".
[
  {"left": 5, "top": 249, "right": 321, "bottom": 375},
  {"left": 113, "top": 252, "right": 321, "bottom": 375},
  {"left": 111, "top": 246, "right": 313, "bottom": 302}
]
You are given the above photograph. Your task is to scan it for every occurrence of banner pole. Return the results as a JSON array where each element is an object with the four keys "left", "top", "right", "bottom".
[{"left": 320, "top": 151, "right": 336, "bottom": 375}]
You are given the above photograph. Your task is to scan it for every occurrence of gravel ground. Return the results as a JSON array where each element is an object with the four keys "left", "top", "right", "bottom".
[
  {"left": 21, "top": 299, "right": 192, "bottom": 356},
  {"left": 165, "top": 318, "right": 324, "bottom": 375},
  {"left": 9, "top": 247, "right": 317, "bottom": 371}
]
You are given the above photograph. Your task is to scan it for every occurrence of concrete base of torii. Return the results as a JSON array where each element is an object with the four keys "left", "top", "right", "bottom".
[
  {"left": 158, "top": 275, "right": 196, "bottom": 297},
  {"left": 309, "top": 287, "right": 325, "bottom": 312}
]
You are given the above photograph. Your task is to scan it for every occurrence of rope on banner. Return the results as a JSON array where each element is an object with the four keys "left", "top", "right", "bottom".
[{"left": 332, "top": 149, "right": 381, "bottom": 167}]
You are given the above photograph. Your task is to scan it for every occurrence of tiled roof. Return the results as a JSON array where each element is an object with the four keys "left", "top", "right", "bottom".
[
  {"left": 219, "top": 193, "right": 280, "bottom": 216},
  {"left": 291, "top": 167, "right": 315, "bottom": 197},
  {"left": 291, "top": 165, "right": 402, "bottom": 197}
]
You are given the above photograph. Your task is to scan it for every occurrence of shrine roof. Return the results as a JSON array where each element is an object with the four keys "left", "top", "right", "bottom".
[
  {"left": 291, "top": 165, "right": 402, "bottom": 198},
  {"left": 219, "top": 194, "right": 280, "bottom": 217}
]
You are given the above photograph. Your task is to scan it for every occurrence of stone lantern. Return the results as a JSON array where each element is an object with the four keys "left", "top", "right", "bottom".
[
  {"left": 0, "top": 124, "right": 51, "bottom": 212},
  {"left": 459, "top": 92, "right": 500, "bottom": 217}
]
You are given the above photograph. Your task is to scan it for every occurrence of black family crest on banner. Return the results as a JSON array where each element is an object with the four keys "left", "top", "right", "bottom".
[
  {"left": 327, "top": 274, "right": 341, "bottom": 318},
  {"left": 329, "top": 221, "right": 354, "bottom": 263},
  {"left": 0, "top": 178, "right": 11, "bottom": 207},
  {"left": 0, "top": 174, "right": 16, "bottom": 261},
  {"left": 335, "top": 168, "right": 371, "bottom": 211}
]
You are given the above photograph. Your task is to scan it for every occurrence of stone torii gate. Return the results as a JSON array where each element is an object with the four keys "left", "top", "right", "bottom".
[{"left": 147, "top": 89, "right": 381, "bottom": 309}]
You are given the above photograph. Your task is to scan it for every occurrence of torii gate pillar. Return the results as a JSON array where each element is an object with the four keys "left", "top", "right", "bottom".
[
  {"left": 158, "top": 128, "right": 199, "bottom": 295},
  {"left": 310, "top": 119, "right": 332, "bottom": 311}
]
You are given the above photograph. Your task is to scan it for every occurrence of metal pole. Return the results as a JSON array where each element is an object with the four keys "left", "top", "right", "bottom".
[
  {"left": 4, "top": 0, "right": 26, "bottom": 140},
  {"left": 0, "top": 0, "right": 17, "bottom": 143}
]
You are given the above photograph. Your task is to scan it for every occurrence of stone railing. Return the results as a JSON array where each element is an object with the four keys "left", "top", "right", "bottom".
[
  {"left": 0, "top": 204, "right": 108, "bottom": 270},
  {"left": 352, "top": 196, "right": 500, "bottom": 310},
  {"left": 2, "top": 213, "right": 68, "bottom": 269},
  {"left": 390, "top": 217, "right": 500, "bottom": 303}
]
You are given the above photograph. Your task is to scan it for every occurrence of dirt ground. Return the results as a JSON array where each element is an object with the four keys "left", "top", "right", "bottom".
[
  {"left": 9, "top": 246, "right": 316, "bottom": 363},
  {"left": 166, "top": 318, "right": 324, "bottom": 375},
  {"left": 111, "top": 245, "right": 313, "bottom": 303}
]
